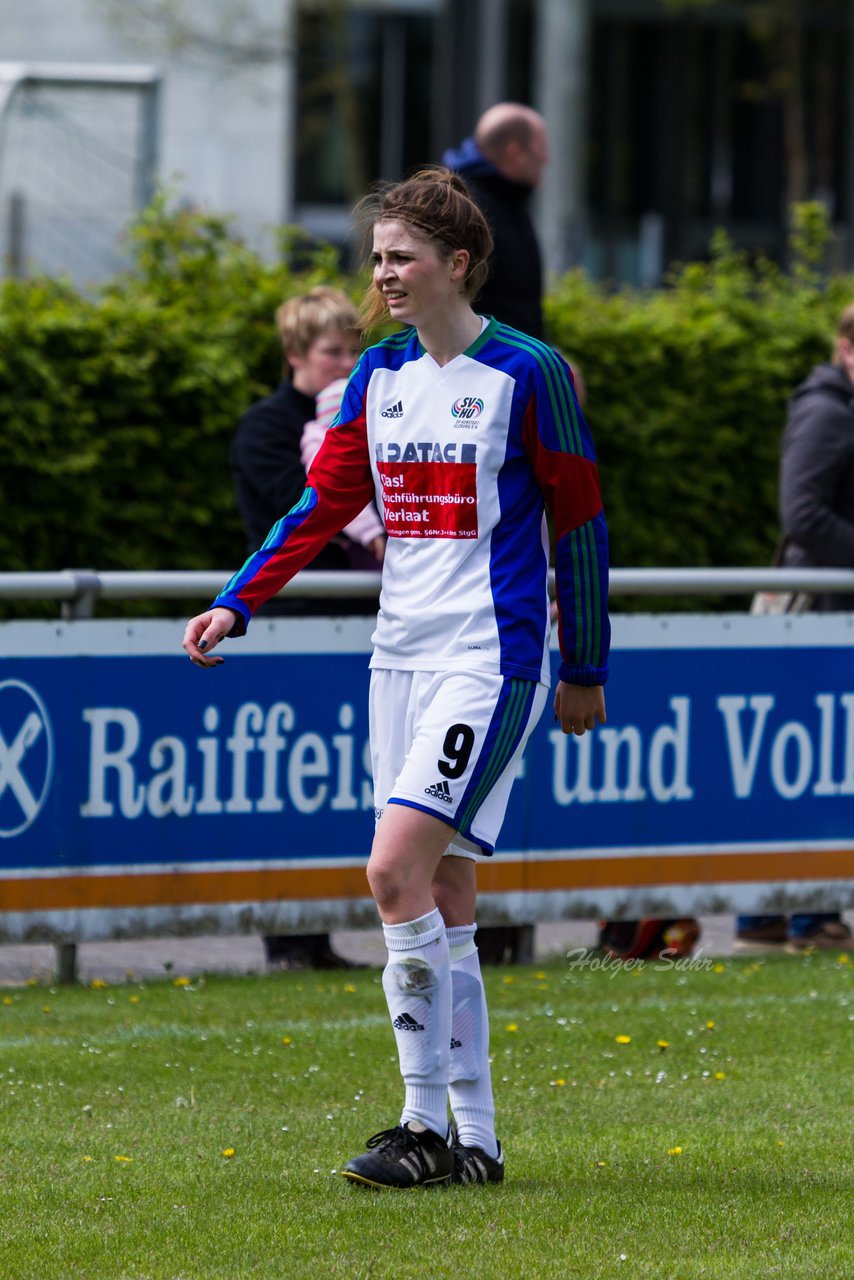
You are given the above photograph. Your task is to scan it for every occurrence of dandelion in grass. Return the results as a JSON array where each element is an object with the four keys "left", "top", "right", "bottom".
[
  {"left": 713, "top": 963, "right": 725, "bottom": 973},
  {"left": 534, "top": 971, "right": 546, "bottom": 980},
  {"left": 550, "top": 1078, "right": 565, "bottom": 1087},
  {"left": 593, "top": 1160, "right": 606, "bottom": 1168},
  {"left": 506, "top": 1023, "right": 518, "bottom": 1033},
  {"left": 129, "top": 995, "right": 139, "bottom": 1005},
  {"left": 344, "top": 984, "right": 357, "bottom": 994},
  {"left": 222, "top": 1148, "right": 235, "bottom": 1159},
  {"left": 82, "top": 1156, "right": 93, "bottom": 1162},
  {"left": 615, "top": 1034, "right": 631, "bottom": 1045},
  {"left": 714, "top": 1071, "right": 726, "bottom": 1080},
  {"left": 502, "top": 975, "right": 515, "bottom": 984},
  {"left": 114, "top": 1155, "right": 133, "bottom": 1163},
  {"left": 2, "top": 996, "right": 11, "bottom": 1006},
  {"left": 90, "top": 978, "right": 108, "bottom": 990},
  {"left": 705, "top": 1020, "right": 715, "bottom": 1030},
  {"left": 173, "top": 977, "right": 191, "bottom": 988},
  {"left": 657, "top": 1040, "right": 669, "bottom": 1050},
  {"left": 42, "top": 1006, "right": 51, "bottom": 1014},
  {"left": 281, "top": 1036, "right": 293, "bottom": 1046},
  {"left": 838, "top": 954, "right": 850, "bottom": 965},
  {"left": 667, "top": 1147, "right": 683, "bottom": 1156}
]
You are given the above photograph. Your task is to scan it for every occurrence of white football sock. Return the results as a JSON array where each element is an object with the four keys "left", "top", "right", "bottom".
[
  {"left": 381, "top": 907, "right": 450, "bottom": 1138},
  {"left": 446, "top": 924, "right": 498, "bottom": 1157}
]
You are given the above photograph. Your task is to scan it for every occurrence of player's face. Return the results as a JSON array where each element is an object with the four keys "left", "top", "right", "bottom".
[
  {"left": 371, "top": 220, "right": 468, "bottom": 328},
  {"left": 289, "top": 328, "right": 361, "bottom": 396}
]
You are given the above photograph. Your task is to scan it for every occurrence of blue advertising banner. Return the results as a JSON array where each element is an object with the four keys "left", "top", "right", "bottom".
[{"left": 1, "top": 613, "right": 852, "bottom": 940}]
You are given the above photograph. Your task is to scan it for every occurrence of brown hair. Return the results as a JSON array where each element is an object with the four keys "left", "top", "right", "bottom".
[
  {"left": 275, "top": 286, "right": 362, "bottom": 370},
  {"left": 357, "top": 167, "right": 494, "bottom": 329}
]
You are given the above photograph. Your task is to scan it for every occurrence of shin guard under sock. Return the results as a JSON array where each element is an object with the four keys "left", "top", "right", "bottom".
[
  {"left": 447, "top": 924, "right": 498, "bottom": 1157},
  {"left": 382, "top": 908, "right": 450, "bottom": 1137}
]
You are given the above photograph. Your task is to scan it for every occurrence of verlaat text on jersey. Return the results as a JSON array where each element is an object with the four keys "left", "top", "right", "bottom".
[{"left": 384, "top": 507, "right": 432, "bottom": 524}]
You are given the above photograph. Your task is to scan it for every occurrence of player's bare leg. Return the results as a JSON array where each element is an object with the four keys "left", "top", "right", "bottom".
[{"left": 366, "top": 803, "right": 455, "bottom": 924}]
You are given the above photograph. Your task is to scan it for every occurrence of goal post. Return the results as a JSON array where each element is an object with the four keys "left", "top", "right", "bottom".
[{"left": 0, "top": 62, "right": 161, "bottom": 283}]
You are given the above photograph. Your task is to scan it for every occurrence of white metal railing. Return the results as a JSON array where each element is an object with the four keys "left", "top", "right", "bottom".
[{"left": 1, "top": 567, "right": 854, "bottom": 618}]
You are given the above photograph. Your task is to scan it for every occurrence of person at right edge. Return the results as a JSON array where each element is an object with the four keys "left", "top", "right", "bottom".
[{"left": 736, "top": 303, "right": 854, "bottom": 953}]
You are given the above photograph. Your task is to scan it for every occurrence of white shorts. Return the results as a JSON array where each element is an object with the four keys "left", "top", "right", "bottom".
[{"left": 369, "top": 668, "right": 548, "bottom": 859}]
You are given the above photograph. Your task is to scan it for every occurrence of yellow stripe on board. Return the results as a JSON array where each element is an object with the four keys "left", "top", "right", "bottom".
[{"left": 2, "top": 848, "right": 854, "bottom": 913}]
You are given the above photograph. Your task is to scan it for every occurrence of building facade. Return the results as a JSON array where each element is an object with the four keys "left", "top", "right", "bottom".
[{"left": 2, "top": 0, "right": 853, "bottom": 285}]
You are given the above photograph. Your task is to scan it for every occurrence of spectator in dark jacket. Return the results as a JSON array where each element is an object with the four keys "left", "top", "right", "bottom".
[
  {"left": 736, "top": 303, "right": 854, "bottom": 954},
  {"left": 231, "top": 287, "right": 365, "bottom": 570},
  {"left": 779, "top": 303, "right": 854, "bottom": 610},
  {"left": 443, "top": 102, "right": 549, "bottom": 339},
  {"left": 231, "top": 287, "right": 376, "bottom": 970}
]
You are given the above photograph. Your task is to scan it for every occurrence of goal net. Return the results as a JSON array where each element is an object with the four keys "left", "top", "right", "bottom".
[{"left": 0, "top": 64, "right": 160, "bottom": 285}]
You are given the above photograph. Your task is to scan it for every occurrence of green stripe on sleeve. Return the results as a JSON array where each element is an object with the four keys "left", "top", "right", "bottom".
[{"left": 493, "top": 327, "right": 582, "bottom": 454}]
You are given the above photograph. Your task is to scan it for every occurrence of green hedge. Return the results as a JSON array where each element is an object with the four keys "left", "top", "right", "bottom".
[
  {"left": 545, "top": 205, "right": 854, "bottom": 573},
  {"left": 0, "top": 200, "right": 355, "bottom": 585},
  {"left": 1, "top": 199, "right": 852, "bottom": 611}
]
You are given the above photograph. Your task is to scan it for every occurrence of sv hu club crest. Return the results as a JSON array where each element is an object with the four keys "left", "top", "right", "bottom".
[{"left": 451, "top": 396, "right": 484, "bottom": 420}]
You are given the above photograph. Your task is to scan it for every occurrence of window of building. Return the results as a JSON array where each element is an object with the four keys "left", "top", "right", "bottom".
[{"left": 294, "top": 6, "right": 433, "bottom": 208}]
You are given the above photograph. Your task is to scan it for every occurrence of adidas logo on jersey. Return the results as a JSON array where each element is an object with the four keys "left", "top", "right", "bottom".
[
  {"left": 393, "top": 1012, "right": 424, "bottom": 1031},
  {"left": 450, "top": 1037, "right": 462, "bottom": 1049},
  {"left": 424, "top": 780, "right": 453, "bottom": 803},
  {"left": 381, "top": 399, "right": 404, "bottom": 418}
]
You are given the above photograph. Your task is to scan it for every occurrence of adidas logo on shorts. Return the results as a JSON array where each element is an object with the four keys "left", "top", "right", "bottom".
[
  {"left": 393, "top": 1012, "right": 424, "bottom": 1031},
  {"left": 424, "top": 780, "right": 453, "bottom": 803},
  {"left": 381, "top": 399, "right": 404, "bottom": 418}
]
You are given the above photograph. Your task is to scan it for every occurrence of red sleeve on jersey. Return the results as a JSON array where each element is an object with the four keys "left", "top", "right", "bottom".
[
  {"left": 521, "top": 395, "right": 610, "bottom": 685},
  {"left": 522, "top": 400, "right": 603, "bottom": 534},
  {"left": 301, "top": 412, "right": 376, "bottom": 537},
  {"left": 213, "top": 409, "right": 376, "bottom": 626}
]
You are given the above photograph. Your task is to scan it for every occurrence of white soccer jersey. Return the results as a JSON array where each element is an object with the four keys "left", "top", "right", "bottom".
[{"left": 215, "top": 318, "right": 610, "bottom": 687}]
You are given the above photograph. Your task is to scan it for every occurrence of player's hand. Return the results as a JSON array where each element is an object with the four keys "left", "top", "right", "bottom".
[
  {"left": 182, "top": 607, "right": 239, "bottom": 667},
  {"left": 369, "top": 534, "right": 387, "bottom": 564},
  {"left": 554, "top": 681, "right": 606, "bottom": 736}
]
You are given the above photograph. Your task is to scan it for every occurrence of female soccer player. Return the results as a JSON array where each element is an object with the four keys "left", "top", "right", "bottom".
[{"left": 183, "top": 168, "right": 610, "bottom": 1189}]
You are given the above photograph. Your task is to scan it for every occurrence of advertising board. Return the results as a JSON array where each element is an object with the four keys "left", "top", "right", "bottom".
[{"left": 1, "top": 613, "right": 852, "bottom": 941}]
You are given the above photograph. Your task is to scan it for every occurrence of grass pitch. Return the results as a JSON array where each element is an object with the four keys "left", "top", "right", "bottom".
[{"left": 1, "top": 950, "right": 851, "bottom": 1280}]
